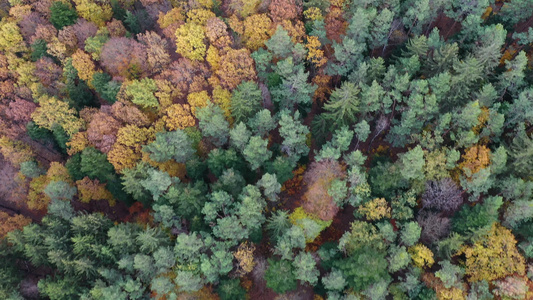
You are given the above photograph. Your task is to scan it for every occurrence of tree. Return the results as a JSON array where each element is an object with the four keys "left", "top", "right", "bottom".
[
  {"left": 137, "top": 31, "right": 170, "bottom": 73},
  {"left": 399, "top": 146, "right": 425, "bottom": 181},
  {"left": 421, "top": 178, "right": 463, "bottom": 212},
  {"left": 302, "top": 160, "right": 344, "bottom": 221},
  {"left": 293, "top": 252, "right": 319, "bottom": 285},
  {"left": 231, "top": 81, "right": 263, "bottom": 123},
  {"left": 257, "top": 173, "right": 281, "bottom": 202},
  {"left": 71, "top": 50, "right": 95, "bottom": 83},
  {"left": 20, "top": 160, "right": 45, "bottom": 179},
  {"left": 400, "top": 222, "right": 421, "bottom": 247},
  {"left": 265, "top": 26, "right": 294, "bottom": 59},
  {"left": 175, "top": 271, "right": 203, "bottom": 292},
  {"left": 509, "top": 132, "right": 533, "bottom": 179},
  {"left": 80, "top": 147, "right": 114, "bottom": 182},
  {"left": 197, "top": 102, "right": 230, "bottom": 147},
  {"left": 435, "top": 260, "right": 464, "bottom": 289},
  {"left": 50, "top": 1, "right": 78, "bottom": 30},
  {"left": 460, "top": 223, "right": 526, "bottom": 282},
  {"left": 243, "top": 136, "right": 272, "bottom": 170},
  {"left": 73, "top": 0, "right": 113, "bottom": 27},
  {"left": 248, "top": 109, "right": 276, "bottom": 137},
  {"left": 125, "top": 78, "right": 159, "bottom": 109},
  {"left": 140, "top": 168, "right": 172, "bottom": 201},
  {"left": 84, "top": 28, "right": 110, "bottom": 61},
  {"left": 163, "top": 104, "right": 195, "bottom": 131},
  {"left": 143, "top": 130, "right": 195, "bottom": 163},
  {"left": 200, "top": 249, "right": 233, "bottom": 283},
  {"left": 243, "top": 14, "right": 273, "bottom": 50},
  {"left": 31, "top": 96, "right": 84, "bottom": 137},
  {"left": 500, "top": 0, "right": 533, "bottom": 25},
  {"left": 175, "top": 23, "right": 206, "bottom": 61},
  {"left": 278, "top": 110, "right": 310, "bottom": 164},
  {"left": 100, "top": 37, "right": 147, "bottom": 78},
  {"left": 265, "top": 258, "right": 297, "bottom": 294},
  {"left": 335, "top": 247, "right": 390, "bottom": 292},
  {"left": 0, "top": 22, "right": 26, "bottom": 54},
  {"left": 358, "top": 198, "right": 391, "bottom": 221},
  {"left": 323, "top": 81, "right": 360, "bottom": 128},
  {"left": 271, "top": 59, "right": 316, "bottom": 109},
  {"left": 213, "top": 215, "right": 248, "bottom": 242},
  {"left": 44, "top": 181, "right": 77, "bottom": 201},
  {"left": 417, "top": 212, "right": 451, "bottom": 245},
  {"left": 86, "top": 111, "right": 121, "bottom": 153},
  {"left": 206, "top": 148, "right": 245, "bottom": 178},
  {"left": 322, "top": 269, "right": 346, "bottom": 292},
  {"left": 274, "top": 225, "right": 306, "bottom": 259},
  {"left": 408, "top": 244, "right": 434, "bottom": 269},
  {"left": 453, "top": 196, "right": 502, "bottom": 235},
  {"left": 229, "top": 122, "right": 251, "bottom": 152},
  {"left": 216, "top": 48, "right": 257, "bottom": 90},
  {"left": 388, "top": 246, "right": 410, "bottom": 273},
  {"left": 217, "top": 279, "right": 246, "bottom": 300},
  {"left": 0, "top": 212, "right": 31, "bottom": 239},
  {"left": 266, "top": 210, "right": 291, "bottom": 242}
]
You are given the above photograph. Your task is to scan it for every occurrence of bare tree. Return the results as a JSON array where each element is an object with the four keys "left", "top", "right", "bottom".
[
  {"left": 421, "top": 178, "right": 463, "bottom": 213},
  {"left": 417, "top": 211, "right": 451, "bottom": 244}
]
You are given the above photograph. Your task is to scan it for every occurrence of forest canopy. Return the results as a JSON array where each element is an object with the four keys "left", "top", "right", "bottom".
[{"left": 1, "top": 0, "right": 533, "bottom": 299}]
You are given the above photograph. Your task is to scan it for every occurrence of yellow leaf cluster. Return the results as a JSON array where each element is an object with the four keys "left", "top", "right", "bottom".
[
  {"left": 108, "top": 125, "right": 153, "bottom": 172},
  {"left": 116, "top": 125, "right": 153, "bottom": 148},
  {"left": 358, "top": 198, "right": 391, "bottom": 221},
  {"left": 158, "top": 7, "right": 184, "bottom": 29},
  {"left": 73, "top": 0, "right": 113, "bottom": 27},
  {"left": 0, "top": 136, "right": 33, "bottom": 167},
  {"left": 289, "top": 206, "right": 332, "bottom": 242},
  {"left": 186, "top": 9, "right": 215, "bottom": 26},
  {"left": 71, "top": 49, "right": 96, "bottom": 84},
  {"left": 175, "top": 22, "right": 206, "bottom": 61},
  {"left": 206, "top": 46, "right": 220, "bottom": 71},
  {"left": 46, "top": 162, "right": 72, "bottom": 182},
  {"left": 216, "top": 48, "right": 257, "bottom": 90},
  {"left": 229, "top": 0, "right": 260, "bottom": 18},
  {"left": 306, "top": 36, "right": 327, "bottom": 67},
  {"left": 460, "top": 145, "right": 491, "bottom": 177},
  {"left": 228, "top": 15, "right": 244, "bottom": 35},
  {"left": 76, "top": 177, "right": 115, "bottom": 205},
  {"left": 243, "top": 14, "right": 273, "bottom": 50},
  {"left": 9, "top": 5, "right": 31, "bottom": 21},
  {"left": 163, "top": 104, "right": 196, "bottom": 130},
  {"left": 108, "top": 144, "right": 141, "bottom": 173},
  {"left": 187, "top": 90, "right": 210, "bottom": 116},
  {"left": 27, "top": 175, "right": 49, "bottom": 211},
  {"left": 409, "top": 244, "right": 434, "bottom": 268},
  {"left": 281, "top": 19, "right": 306, "bottom": 43},
  {"left": 32, "top": 96, "right": 84, "bottom": 136},
  {"left": 303, "top": 7, "right": 323, "bottom": 21},
  {"left": 212, "top": 87, "right": 232, "bottom": 122},
  {"left": 196, "top": 0, "right": 214, "bottom": 9},
  {"left": 233, "top": 241, "right": 256, "bottom": 275},
  {"left": 155, "top": 79, "right": 181, "bottom": 111},
  {"left": 0, "top": 22, "right": 26, "bottom": 53},
  {"left": 15, "top": 60, "right": 38, "bottom": 89},
  {"left": 66, "top": 132, "right": 89, "bottom": 156},
  {"left": 142, "top": 152, "right": 187, "bottom": 179},
  {"left": 460, "top": 223, "right": 526, "bottom": 282}
]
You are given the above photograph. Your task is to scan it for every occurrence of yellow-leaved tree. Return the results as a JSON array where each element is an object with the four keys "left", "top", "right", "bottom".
[
  {"left": 460, "top": 223, "right": 526, "bottom": 282},
  {"left": 175, "top": 23, "right": 206, "bottom": 61},
  {"left": 31, "top": 96, "right": 84, "bottom": 136}
]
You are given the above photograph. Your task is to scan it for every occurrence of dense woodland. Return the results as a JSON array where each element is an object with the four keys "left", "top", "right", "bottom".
[{"left": 1, "top": 0, "right": 533, "bottom": 299}]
